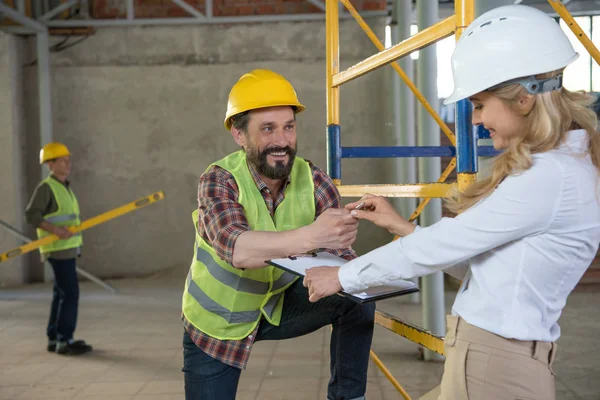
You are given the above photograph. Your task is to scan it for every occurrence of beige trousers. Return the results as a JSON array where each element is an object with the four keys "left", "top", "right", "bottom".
[{"left": 420, "top": 316, "right": 556, "bottom": 400}]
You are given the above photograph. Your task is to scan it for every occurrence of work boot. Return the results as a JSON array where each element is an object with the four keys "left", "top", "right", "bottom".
[{"left": 56, "top": 340, "right": 93, "bottom": 355}]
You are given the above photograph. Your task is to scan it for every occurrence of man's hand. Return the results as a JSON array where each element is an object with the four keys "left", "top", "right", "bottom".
[
  {"left": 39, "top": 221, "right": 74, "bottom": 240},
  {"left": 52, "top": 226, "right": 74, "bottom": 239},
  {"left": 345, "top": 194, "right": 415, "bottom": 237},
  {"left": 303, "top": 266, "right": 342, "bottom": 302},
  {"left": 306, "top": 208, "right": 358, "bottom": 250}
]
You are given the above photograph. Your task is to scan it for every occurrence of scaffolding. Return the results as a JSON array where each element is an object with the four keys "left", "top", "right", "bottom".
[
  {"left": 326, "top": 0, "right": 600, "bottom": 398},
  {"left": 1, "top": 0, "right": 600, "bottom": 398}
]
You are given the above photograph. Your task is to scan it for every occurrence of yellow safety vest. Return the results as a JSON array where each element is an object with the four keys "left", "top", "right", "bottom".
[
  {"left": 182, "top": 150, "right": 316, "bottom": 340},
  {"left": 36, "top": 176, "right": 83, "bottom": 254}
]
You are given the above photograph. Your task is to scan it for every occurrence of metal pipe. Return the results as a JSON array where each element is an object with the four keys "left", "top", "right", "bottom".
[
  {"left": 71, "top": 267, "right": 118, "bottom": 293},
  {"left": 16, "top": 0, "right": 25, "bottom": 13},
  {"left": 36, "top": 31, "right": 53, "bottom": 282},
  {"left": 39, "top": 0, "right": 78, "bottom": 21},
  {"left": 455, "top": 0, "right": 477, "bottom": 190},
  {"left": 455, "top": 0, "right": 475, "bottom": 39},
  {"left": 127, "top": 0, "right": 134, "bottom": 20},
  {"left": 417, "top": 0, "right": 446, "bottom": 362},
  {"left": 44, "top": 10, "right": 387, "bottom": 27},
  {"left": 37, "top": 32, "right": 52, "bottom": 148},
  {"left": 387, "top": 0, "right": 424, "bottom": 309},
  {"left": 408, "top": 159, "right": 456, "bottom": 222},
  {"left": 205, "top": 0, "right": 213, "bottom": 18},
  {"left": 548, "top": 0, "right": 600, "bottom": 67},
  {"left": 0, "top": 221, "right": 39, "bottom": 250},
  {"left": 391, "top": 0, "right": 419, "bottom": 309},
  {"left": 375, "top": 309, "right": 445, "bottom": 355},
  {"left": 79, "top": 0, "right": 90, "bottom": 19},
  {"left": 0, "top": 220, "right": 117, "bottom": 293},
  {"left": 0, "top": 3, "right": 47, "bottom": 32},
  {"left": 6, "top": 35, "right": 28, "bottom": 284},
  {"left": 171, "top": 0, "right": 205, "bottom": 19},
  {"left": 391, "top": 0, "right": 417, "bottom": 232},
  {"left": 370, "top": 350, "right": 412, "bottom": 399},
  {"left": 307, "top": 0, "right": 326, "bottom": 12},
  {"left": 339, "top": 0, "right": 456, "bottom": 147},
  {"left": 341, "top": 145, "right": 498, "bottom": 158},
  {"left": 0, "top": 26, "right": 38, "bottom": 34},
  {"left": 590, "top": 16, "right": 593, "bottom": 91},
  {"left": 332, "top": 16, "right": 455, "bottom": 87},
  {"left": 456, "top": 100, "right": 478, "bottom": 174},
  {"left": 326, "top": 0, "right": 341, "bottom": 183},
  {"left": 337, "top": 183, "right": 454, "bottom": 198},
  {"left": 33, "top": 0, "right": 43, "bottom": 19}
]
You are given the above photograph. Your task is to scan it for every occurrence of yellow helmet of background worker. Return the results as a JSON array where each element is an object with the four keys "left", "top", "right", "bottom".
[
  {"left": 224, "top": 69, "right": 306, "bottom": 130},
  {"left": 39, "top": 142, "right": 71, "bottom": 164}
]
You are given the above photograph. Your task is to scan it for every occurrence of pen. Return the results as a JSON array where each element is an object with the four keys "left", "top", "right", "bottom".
[{"left": 354, "top": 202, "right": 365, "bottom": 210}]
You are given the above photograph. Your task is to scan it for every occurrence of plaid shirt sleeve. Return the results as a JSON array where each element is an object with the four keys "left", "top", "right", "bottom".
[
  {"left": 197, "top": 165, "right": 251, "bottom": 265},
  {"left": 309, "top": 163, "right": 358, "bottom": 261},
  {"left": 198, "top": 163, "right": 357, "bottom": 265}
]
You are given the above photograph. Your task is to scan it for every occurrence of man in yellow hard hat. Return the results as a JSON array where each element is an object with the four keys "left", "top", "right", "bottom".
[
  {"left": 181, "top": 69, "right": 375, "bottom": 400},
  {"left": 25, "top": 142, "right": 92, "bottom": 356}
]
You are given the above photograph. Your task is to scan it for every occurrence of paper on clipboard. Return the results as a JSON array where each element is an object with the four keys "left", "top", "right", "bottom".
[
  {"left": 267, "top": 252, "right": 419, "bottom": 303},
  {"left": 270, "top": 252, "right": 347, "bottom": 274}
]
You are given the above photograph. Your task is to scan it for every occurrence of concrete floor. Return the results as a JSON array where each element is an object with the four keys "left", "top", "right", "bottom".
[{"left": 0, "top": 269, "right": 598, "bottom": 400}]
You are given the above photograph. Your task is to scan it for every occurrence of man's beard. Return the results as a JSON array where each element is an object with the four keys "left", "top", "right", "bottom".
[{"left": 246, "top": 145, "right": 297, "bottom": 180}]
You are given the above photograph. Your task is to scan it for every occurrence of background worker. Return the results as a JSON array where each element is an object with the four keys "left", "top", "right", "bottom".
[
  {"left": 304, "top": 6, "right": 600, "bottom": 399},
  {"left": 181, "top": 69, "right": 375, "bottom": 400},
  {"left": 25, "top": 142, "right": 93, "bottom": 356}
]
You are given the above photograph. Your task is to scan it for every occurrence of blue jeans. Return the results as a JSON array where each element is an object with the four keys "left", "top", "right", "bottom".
[
  {"left": 183, "top": 279, "right": 375, "bottom": 400},
  {"left": 46, "top": 258, "right": 79, "bottom": 342}
]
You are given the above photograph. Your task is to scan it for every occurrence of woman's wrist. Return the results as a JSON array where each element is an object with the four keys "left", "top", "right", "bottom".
[{"left": 392, "top": 220, "right": 416, "bottom": 237}]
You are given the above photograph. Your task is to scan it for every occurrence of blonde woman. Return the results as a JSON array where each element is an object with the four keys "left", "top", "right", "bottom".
[{"left": 303, "top": 5, "right": 600, "bottom": 400}]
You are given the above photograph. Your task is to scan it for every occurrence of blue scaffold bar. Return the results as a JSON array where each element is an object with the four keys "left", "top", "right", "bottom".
[
  {"left": 341, "top": 146, "right": 499, "bottom": 158},
  {"left": 476, "top": 125, "right": 491, "bottom": 139},
  {"left": 456, "top": 99, "right": 478, "bottom": 173},
  {"left": 327, "top": 124, "right": 342, "bottom": 180}
]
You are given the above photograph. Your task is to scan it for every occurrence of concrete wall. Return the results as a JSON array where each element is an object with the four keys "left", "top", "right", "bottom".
[{"left": 3, "top": 18, "right": 400, "bottom": 282}]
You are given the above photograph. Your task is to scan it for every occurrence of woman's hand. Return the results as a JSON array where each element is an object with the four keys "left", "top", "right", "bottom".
[
  {"left": 345, "top": 194, "right": 416, "bottom": 237},
  {"left": 303, "top": 266, "right": 342, "bottom": 302}
]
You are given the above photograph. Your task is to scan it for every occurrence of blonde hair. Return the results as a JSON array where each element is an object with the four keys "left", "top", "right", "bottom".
[{"left": 446, "top": 70, "right": 600, "bottom": 214}]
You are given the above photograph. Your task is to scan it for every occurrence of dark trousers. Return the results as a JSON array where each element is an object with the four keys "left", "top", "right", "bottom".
[
  {"left": 183, "top": 279, "right": 376, "bottom": 400},
  {"left": 46, "top": 258, "right": 79, "bottom": 342}
]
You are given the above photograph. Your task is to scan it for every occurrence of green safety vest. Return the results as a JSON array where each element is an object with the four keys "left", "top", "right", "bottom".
[
  {"left": 36, "top": 176, "right": 83, "bottom": 254},
  {"left": 182, "top": 150, "right": 316, "bottom": 340}
]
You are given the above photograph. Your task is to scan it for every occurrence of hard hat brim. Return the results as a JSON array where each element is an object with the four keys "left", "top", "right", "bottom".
[{"left": 224, "top": 102, "right": 306, "bottom": 130}]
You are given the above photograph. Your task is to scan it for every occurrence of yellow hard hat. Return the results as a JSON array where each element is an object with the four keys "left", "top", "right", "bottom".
[
  {"left": 40, "top": 142, "right": 71, "bottom": 164},
  {"left": 224, "top": 69, "right": 306, "bottom": 130}
]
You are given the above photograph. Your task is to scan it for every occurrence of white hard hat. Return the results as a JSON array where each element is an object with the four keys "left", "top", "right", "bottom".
[{"left": 444, "top": 5, "right": 578, "bottom": 105}]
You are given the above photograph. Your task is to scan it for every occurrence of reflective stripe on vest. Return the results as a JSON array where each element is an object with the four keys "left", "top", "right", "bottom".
[
  {"left": 44, "top": 213, "right": 77, "bottom": 224},
  {"left": 186, "top": 270, "right": 284, "bottom": 323},
  {"left": 186, "top": 271, "right": 262, "bottom": 323},
  {"left": 196, "top": 246, "right": 269, "bottom": 294},
  {"left": 196, "top": 246, "right": 297, "bottom": 295},
  {"left": 271, "top": 270, "right": 297, "bottom": 291}
]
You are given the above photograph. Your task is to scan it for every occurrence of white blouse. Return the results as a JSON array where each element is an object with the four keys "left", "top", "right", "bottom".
[{"left": 339, "top": 130, "right": 600, "bottom": 342}]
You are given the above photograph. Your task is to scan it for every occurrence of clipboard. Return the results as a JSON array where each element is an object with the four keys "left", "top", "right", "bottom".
[{"left": 267, "top": 251, "right": 419, "bottom": 304}]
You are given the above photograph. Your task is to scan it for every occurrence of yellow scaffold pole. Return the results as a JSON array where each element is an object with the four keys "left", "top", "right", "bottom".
[
  {"left": 547, "top": 0, "right": 600, "bottom": 67},
  {"left": 0, "top": 191, "right": 165, "bottom": 263}
]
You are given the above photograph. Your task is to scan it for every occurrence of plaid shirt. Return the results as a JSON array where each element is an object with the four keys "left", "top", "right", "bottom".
[{"left": 183, "top": 158, "right": 356, "bottom": 369}]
